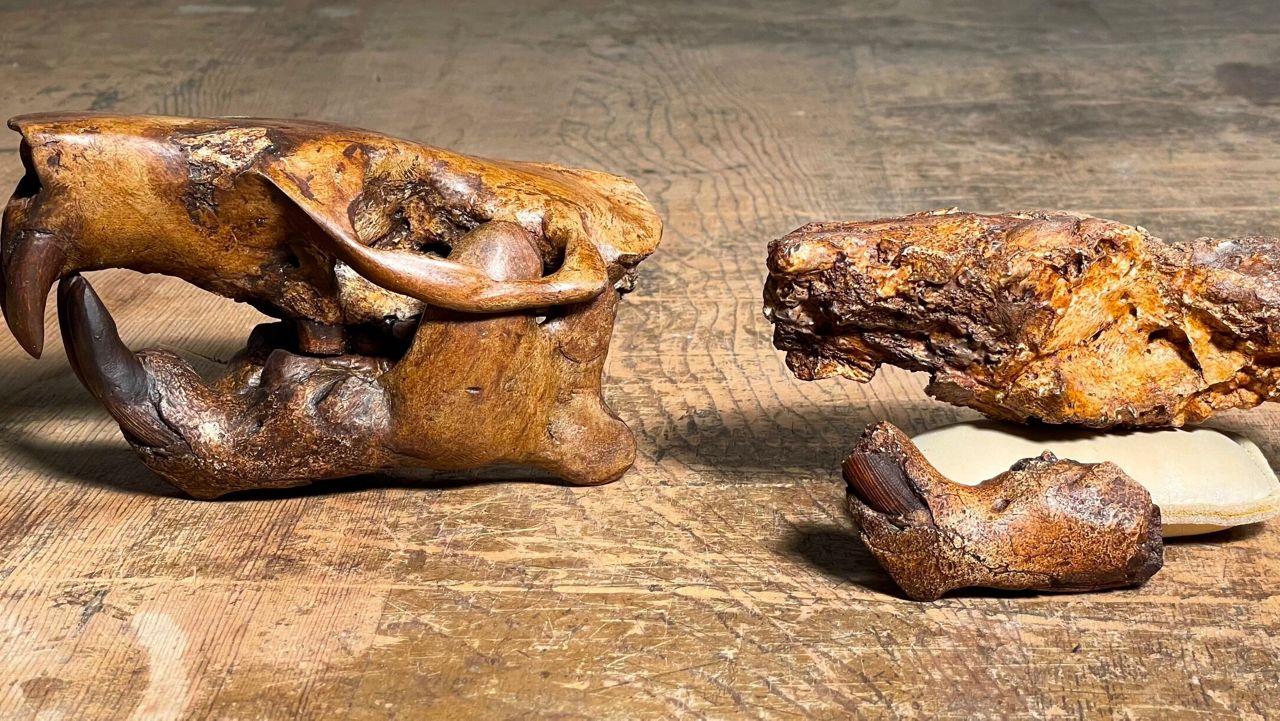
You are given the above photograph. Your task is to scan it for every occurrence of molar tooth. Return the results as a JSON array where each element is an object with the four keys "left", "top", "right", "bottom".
[{"left": 57, "top": 274, "right": 179, "bottom": 448}]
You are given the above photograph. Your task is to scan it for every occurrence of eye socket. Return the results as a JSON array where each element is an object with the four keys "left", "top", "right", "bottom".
[{"left": 417, "top": 240, "right": 452, "bottom": 258}]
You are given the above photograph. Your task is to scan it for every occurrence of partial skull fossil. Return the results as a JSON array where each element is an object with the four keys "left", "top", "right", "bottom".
[
  {"left": 2, "top": 113, "right": 662, "bottom": 498},
  {"left": 765, "top": 209, "right": 1280, "bottom": 427}
]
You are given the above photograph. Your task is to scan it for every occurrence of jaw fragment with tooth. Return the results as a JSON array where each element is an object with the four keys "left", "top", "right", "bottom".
[
  {"left": 844, "top": 422, "right": 1164, "bottom": 601},
  {"left": 1, "top": 113, "right": 662, "bottom": 498}
]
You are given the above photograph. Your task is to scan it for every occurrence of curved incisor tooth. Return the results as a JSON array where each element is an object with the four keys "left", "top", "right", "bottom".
[
  {"left": 57, "top": 275, "right": 178, "bottom": 448},
  {"left": 842, "top": 450, "right": 929, "bottom": 516},
  {"left": 3, "top": 230, "right": 67, "bottom": 358}
]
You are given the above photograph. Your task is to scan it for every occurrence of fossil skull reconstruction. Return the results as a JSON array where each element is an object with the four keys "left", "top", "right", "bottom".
[
  {"left": 2, "top": 113, "right": 662, "bottom": 498},
  {"left": 765, "top": 209, "right": 1280, "bottom": 427}
]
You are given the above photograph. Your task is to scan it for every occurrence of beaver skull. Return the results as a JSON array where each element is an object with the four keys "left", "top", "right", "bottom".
[{"left": 1, "top": 113, "right": 662, "bottom": 498}]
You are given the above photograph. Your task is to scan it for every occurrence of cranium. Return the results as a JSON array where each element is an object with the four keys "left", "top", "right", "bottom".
[{"left": 2, "top": 113, "right": 662, "bottom": 498}]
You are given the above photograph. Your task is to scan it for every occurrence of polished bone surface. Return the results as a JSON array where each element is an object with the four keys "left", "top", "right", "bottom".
[
  {"left": 765, "top": 209, "right": 1280, "bottom": 428},
  {"left": 2, "top": 113, "right": 662, "bottom": 497}
]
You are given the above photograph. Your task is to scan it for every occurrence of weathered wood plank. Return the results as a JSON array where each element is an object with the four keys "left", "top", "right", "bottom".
[{"left": 1, "top": 0, "right": 1279, "bottom": 719}]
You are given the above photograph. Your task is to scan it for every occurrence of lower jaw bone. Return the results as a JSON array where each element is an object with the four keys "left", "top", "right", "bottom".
[
  {"left": 57, "top": 277, "right": 396, "bottom": 498},
  {"left": 844, "top": 422, "right": 1164, "bottom": 602},
  {"left": 53, "top": 221, "right": 638, "bottom": 498},
  {"left": 133, "top": 345, "right": 394, "bottom": 498},
  {"left": 910, "top": 421, "right": 1280, "bottom": 537}
]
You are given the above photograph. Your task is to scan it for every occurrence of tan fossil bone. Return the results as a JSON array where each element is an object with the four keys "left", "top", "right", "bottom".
[
  {"left": 2, "top": 113, "right": 662, "bottom": 497},
  {"left": 844, "top": 422, "right": 1164, "bottom": 601},
  {"left": 765, "top": 209, "right": 1280, "bottom": 428}
]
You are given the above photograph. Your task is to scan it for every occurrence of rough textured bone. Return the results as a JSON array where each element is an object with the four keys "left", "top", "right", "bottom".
[
  {"left": 844, "top": 422, "right": 1164, "bottom": 601},
  {"left": 765, "top": 209, "right": 1280, "bottom": 427},
  {"left": 2, "top": 113, "right": 662, "bottom": 497},
  {"left": 910, "top": 421, "right": 1280, "bottom": 537}
]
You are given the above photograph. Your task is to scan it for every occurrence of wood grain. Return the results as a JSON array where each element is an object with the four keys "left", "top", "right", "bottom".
[{"left": 2, "top": 1, "right": 1279, "bottom": 718}]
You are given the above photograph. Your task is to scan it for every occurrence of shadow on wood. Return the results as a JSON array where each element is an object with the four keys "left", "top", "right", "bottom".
[
  {"left": 7, "top": 436, "right": 179, "bottom": 497},
  {"left": 7, "top": 428, "right": 582, "bottom": 500},
  {"left": 779, "top": 522, "right": 902, "bottom": 597},
  {"left": 652, "top": 401, "right": 965, "bottom": 473}
]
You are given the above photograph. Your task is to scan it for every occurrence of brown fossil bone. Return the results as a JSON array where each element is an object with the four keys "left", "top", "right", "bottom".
[
  {"left": 765, "top": 208, "right": 1280, "bottom": 427},
  {"left": 2, "top": 113, "right": 662, "bottom": 498},
  {"left": 843, "top": 422, "right": 1164, "bottom": 601}
]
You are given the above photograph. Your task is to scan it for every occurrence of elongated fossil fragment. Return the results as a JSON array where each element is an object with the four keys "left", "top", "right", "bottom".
[
  {"left": 765, "top": 209, "right": 1280, "bottom": 427},
  {"left": 2, "top": 113, "right": 662, "bottom": 497},
  {"left": 843, "top": 422, "right": 1164, "bottom": 601}
]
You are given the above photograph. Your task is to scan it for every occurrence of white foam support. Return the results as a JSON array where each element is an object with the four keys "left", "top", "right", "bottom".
[{"left": 911, "top": 422, "right": 1280, "bottom": 537}]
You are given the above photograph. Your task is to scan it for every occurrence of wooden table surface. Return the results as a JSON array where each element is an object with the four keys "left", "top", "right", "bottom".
[{"left": 2, "top": 1, "right": 1279, "bottom": 718}]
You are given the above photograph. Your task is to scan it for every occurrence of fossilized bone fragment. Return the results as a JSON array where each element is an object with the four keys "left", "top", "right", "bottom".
[
  {"left": 2, "top": 113, "right": 662, "bottom": 497},
  {"left": 843, "top": 422, "right": 1164, "bottom": 601},
  {"left": 765, "top": 209, "right": 1280, "bottom": 427}
]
